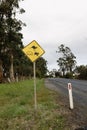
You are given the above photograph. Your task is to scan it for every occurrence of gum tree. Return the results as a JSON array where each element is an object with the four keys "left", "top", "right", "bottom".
[
  {"left": 0, "top": 0, "right": 25, "bottom": 81},
  {"left": 57, "top": 44, "right": 76, "bottom": 76}
]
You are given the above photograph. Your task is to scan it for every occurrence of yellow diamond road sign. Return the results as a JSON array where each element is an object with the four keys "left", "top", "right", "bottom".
[{"left": 22, "top": 40, "right": 45, "bottom": 62}]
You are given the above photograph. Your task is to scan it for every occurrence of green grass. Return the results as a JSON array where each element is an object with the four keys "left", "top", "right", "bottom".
[{"left": 0, "top": 79, "right": 65, "bottom": 130}]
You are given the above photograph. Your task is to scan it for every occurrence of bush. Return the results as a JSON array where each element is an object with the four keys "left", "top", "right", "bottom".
[{"left": 65, "top": 72, "right": 73, "bottom": 79}]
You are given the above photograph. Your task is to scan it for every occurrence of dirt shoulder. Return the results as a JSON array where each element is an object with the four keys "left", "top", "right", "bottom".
[{"left": 45, "top": 79, "right": 87, "bottom": 130}]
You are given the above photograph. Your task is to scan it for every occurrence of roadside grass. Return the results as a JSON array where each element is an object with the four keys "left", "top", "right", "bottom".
[{"left": 0, "top": 79, "right": 65, "bottom": 130}]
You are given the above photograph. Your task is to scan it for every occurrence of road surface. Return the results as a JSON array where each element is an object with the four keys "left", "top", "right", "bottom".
[
  {"left": 45, "top": 78, "right": 87, "bottom": 129},
  {"left": 46, "top": 78, "right": 87, "bottom": 110}
]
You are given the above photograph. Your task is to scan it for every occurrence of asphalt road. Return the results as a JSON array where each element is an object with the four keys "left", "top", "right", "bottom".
[{"left": 47, "top": 78, "right": 87, "bottom": 107}]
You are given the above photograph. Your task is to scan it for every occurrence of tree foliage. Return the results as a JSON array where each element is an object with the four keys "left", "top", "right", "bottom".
[
  {"left": 0, "top": 0, "right": 26, "bottom": 81},
  {"left": 36, "top": 57, "right": 47, "bottom": 78},
  {"left": 57, "top": 44, "right": 76, "bottom": 76},
  {"left": 0, "top": 0, "right": 47, "bottom": 82},
  {"left": 75, "top": 65, "right": 87, "bottom": 80}
]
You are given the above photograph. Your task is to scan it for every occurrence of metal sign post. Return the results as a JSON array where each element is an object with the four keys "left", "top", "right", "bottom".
[
  {"left": 22, "top": 40, "right": 45, "bottom": 110},
  {"left": 33, "top": 61, "right": 37, "bottom": 110}
]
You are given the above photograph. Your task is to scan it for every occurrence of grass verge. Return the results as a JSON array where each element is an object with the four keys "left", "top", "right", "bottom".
[{"left": 0, "top": 79, "right": 65, "bottom": 130}]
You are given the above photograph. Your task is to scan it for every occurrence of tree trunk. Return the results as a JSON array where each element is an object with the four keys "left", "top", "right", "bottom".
[
  {"left": 62, "top": 68, "right": 65, "bottom": 77},
  {"left": 0, "top": 60, "right": 3, "bottom": 82},
  {"left": 70, "top": 66, "right": 72, "bottom": 73},
  {"left": 9, "top": 53, "right": 15, "bottom": 82}
]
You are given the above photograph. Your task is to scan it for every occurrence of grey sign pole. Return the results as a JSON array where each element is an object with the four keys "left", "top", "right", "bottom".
[
  {"left": 33, "top": 61, "right": 37, "bottom": 110},
  {"left": 22, "top": 40, "right": 45, "bottom": 110}
]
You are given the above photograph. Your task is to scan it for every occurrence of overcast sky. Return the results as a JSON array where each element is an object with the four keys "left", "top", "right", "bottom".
[{"left": 18, "top": 0, "right": 87, "bottom": 71}]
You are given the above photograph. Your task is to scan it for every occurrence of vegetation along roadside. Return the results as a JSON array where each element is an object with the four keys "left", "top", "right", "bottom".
[{"left": 0, "top": 79, "right": 67, "bottom": 130}]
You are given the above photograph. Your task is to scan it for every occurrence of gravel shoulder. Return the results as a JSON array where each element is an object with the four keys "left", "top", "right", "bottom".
[{"left": 45, "top": 79, "right": 87, "bottom": 130}]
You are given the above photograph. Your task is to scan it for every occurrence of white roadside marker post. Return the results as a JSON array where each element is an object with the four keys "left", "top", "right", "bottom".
[{"left": 68, "top": 83, "right": 74, "bottom": 109}]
